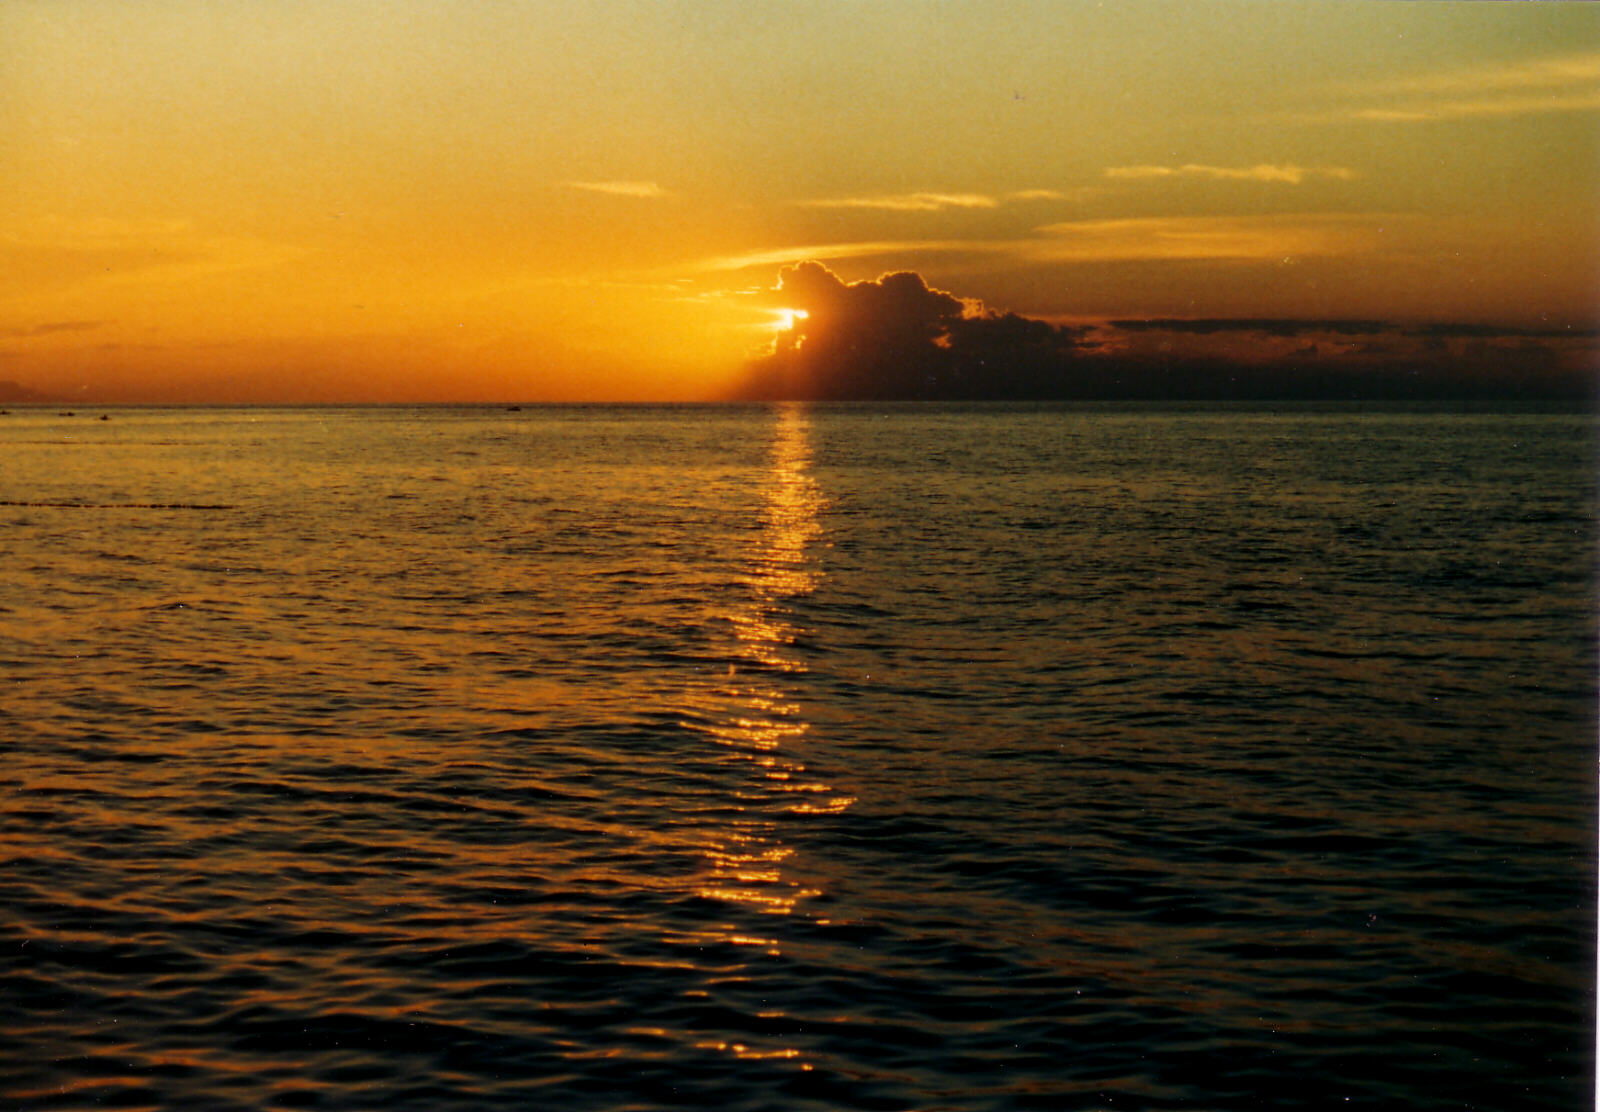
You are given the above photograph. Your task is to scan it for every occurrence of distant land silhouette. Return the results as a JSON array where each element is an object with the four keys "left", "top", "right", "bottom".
[
  {"left": 736, "top": 262, "right": 1597, "bottom": 403},
  {"left": 0, "top": 380, "right": 49, "bottom": 404}
]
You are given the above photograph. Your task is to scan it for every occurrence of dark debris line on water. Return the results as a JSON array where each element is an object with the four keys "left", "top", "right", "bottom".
[{"left": 0, "top": 501, "right": 236, "bottom": 510}]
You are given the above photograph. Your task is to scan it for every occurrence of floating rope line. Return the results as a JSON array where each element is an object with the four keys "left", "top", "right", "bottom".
[{"left": 0, "top": 501, "right": 236, "bottom": 510}]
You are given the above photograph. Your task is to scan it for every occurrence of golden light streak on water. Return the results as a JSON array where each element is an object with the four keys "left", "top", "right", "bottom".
[{"left": 696, "top": 404, "right": 852, "bottom": 927}]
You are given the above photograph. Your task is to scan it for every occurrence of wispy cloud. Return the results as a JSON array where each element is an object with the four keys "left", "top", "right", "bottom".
[
  {"left": 0, "top": 320, "right": 105, "bottom": 339},
  {"left": 701, "top": 240, "right": 980, "bottom": 272},
  {"left": 566, "top": 181, "right": 667, "bottom": 198},
  {"left": 1007, "top": 187, "right": 1102, "bottom": 204},
  {"left": 699, "top": 214, "right": 1384, "bottom": 273},
  {"left": 1349, "top": 92, "right": 1600, "bottom": 123},
  {"left": 1105, "top": 164, "right": 1356, "bottom": 184},
  {"left": 800, "top": 192, "right": 998, "bottom": 212},
  {"left": 797, "top": 188, "right": 1101, "bottom": 212},
  {"left": 1026, "top": 215, "right": 1379, "bottom": 262},
  {"left": 1, "top": 216, "right": 302, "bottom": 290},
  {"left": 1365, "top": 51, "right": 1600, "bottom": 97},
  {"left": 1316, "top": 50, "right": 1600, "bottom": 123}
]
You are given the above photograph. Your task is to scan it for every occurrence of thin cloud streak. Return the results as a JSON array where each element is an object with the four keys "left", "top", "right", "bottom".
[
  {"left": 797, "top": 189, "right": 1092, "bottom": 212},
  {"left": 800, "top": 192, "right": 998, "bottom": 212},
  {"left": 1351, "top": 91, "right": 1600, "bottom": 122},
  {"left": 1, "top": 216, "right": 303, "bottom": 289},
  {"left": 699, "top": 214, "right": 1385, "bottom": 274},
  {"left": 1310, "top": 50, "right": 1600, "bottom": 124},
  {"left": 0, "top": 321, "right": 105, "bottom": 339},
  {"left": 1105, "top": 164, "right": 1356, "bottom": 184},
  {"left": 700, "top": 240, "right": 985, "bottom": 272},
  {"left": 1026, "top": 215, "right": 1380, "bottom": 262},
  {"left": 1361, "top": 50, "right": 1600, "bottom": 96},
  {"left": 566, "top": 181, "right": 667, "bottom": 197}
]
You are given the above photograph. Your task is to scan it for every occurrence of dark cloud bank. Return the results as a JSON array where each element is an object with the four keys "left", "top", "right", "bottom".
[{"left": 736, "top": 262, "right": 1596, "bottom": 402}]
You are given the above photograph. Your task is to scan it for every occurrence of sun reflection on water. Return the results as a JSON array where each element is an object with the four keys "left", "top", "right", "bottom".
[{"left": 695, "top": 403, "right": 852, "bottom": 921}]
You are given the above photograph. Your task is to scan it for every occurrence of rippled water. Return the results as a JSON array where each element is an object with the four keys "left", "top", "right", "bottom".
[{"left": 2, "top": 402, "right": 1594, "bottom": 1110}]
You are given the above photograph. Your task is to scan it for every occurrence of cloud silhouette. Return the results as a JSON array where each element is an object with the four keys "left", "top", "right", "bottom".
[
  {"left": 736, "top": 262, "right": 1596, "bottom": 401},
  {"left": 1111, "top": 318, "right": 1391, "bottom": 336},
  {"left": 742, "top": 262, "right": 1087, "bottom": 399},
  {"left": 756, "top": 262, "right": 973, "bottom": 397},
  {"left": 1411, "top": 322, "right": 1599, "bottom": 339},
  {"left": 1114, "top": 318, "right": 1600, "bottom": 342}
]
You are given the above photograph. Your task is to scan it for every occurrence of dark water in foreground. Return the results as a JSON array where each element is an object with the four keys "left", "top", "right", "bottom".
[{"left": 1, "top": 403, "right": 1594, "bottom": 1110}]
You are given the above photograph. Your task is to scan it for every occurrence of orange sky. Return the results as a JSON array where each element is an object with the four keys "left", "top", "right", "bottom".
[{"left": 3, "top": 1, "right": 1597, "bottom": 402}]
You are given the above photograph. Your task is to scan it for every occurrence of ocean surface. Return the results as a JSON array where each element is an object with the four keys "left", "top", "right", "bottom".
[{"left": 1, "top": 402, "right": 1594, "bottom": 1111}]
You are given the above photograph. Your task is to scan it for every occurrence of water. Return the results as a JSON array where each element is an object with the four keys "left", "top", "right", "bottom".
[{"left": 1, "top": 402, "right": 1593, "bottom": 1111}]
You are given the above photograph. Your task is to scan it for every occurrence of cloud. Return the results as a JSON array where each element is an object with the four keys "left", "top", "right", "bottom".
[
  {"left": 1096, "top": 317, "right": 1600, "bottom": 386},
  {"left": 797, "top": 188, "right": 1096, "bottom": 212},
  {"left": 1110, "top": 318, "right": 1391, "bottom": 337},
  {"left": 1027, "top": 215, "right": 1378, "bottom": 262},
  {"left": 800, "top": 192, "right": 998, "bottom": 212},
  {"left": 1349, "top": 92, "right": 1600, "bottom": 123},
  {"left": 741, "top": 261, "right": 1083, "bottom": 399},
  {"left": 769, "top": 260, "right": 974, "bottom": 337},
  {"left": 737, "top": 262, "right": 1597, "bottom": 401},
  {"left": 1315, "top": 50, "right": 1600, "bottom": 123},
  {"left": 1113, "top": 320, "right": 1600, "bottom": 350},
  {"left": 1109, "top": 318, "right": 1600, "bottom": 343},
  {"left": 1105, "top": 164, "right": 1356, "bottom": 184},
  {"left": 0, "top": 216, "right": 302, "bottom": 291},
  {"left": 1363, "top": 51, "right": 1600, "bottom": 97},
  {"left": 566, "top": 181, "right": 667, "bottom": 198},
  {"left": 1010, "top": 187, "right": 1106, "bottom": 205},
  {"left": 700, "top": 240, "right": 981, "bottom": 272},
  {"left": 1409, "top": 322, "right": 1599, "bottom": 339},
  {"left": 702, "top": 214, "right": 1383, "bottom": 275},
  {"left": 0, "top": 321, "right": 105, "bottom": 339}
]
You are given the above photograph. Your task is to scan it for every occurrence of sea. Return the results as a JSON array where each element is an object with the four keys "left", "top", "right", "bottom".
[{"left": 1, "top": 402, "right": 1594, "bottom": 1111}]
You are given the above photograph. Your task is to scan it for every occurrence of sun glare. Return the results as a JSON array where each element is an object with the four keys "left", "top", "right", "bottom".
[{"left": 773, "top": 309, "right": 809, "bottom": 331}]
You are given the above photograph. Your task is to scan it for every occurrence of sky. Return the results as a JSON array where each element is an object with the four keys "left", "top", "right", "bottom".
[{"left": 3, "top": 0, "right": 1597, "bottom": 403}]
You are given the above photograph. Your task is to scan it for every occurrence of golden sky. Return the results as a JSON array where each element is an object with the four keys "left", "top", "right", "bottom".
[{"left": 3, "top": 0, "right": 1597, "bottom": 402}]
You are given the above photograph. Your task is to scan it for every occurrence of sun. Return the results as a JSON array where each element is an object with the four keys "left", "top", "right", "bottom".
[{"left": 772, "top": 308, "right": 809, "bottom": 331}]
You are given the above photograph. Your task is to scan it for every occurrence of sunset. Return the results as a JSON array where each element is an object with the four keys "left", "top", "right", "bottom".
[
  {"left": 4, "top": 1, "right": 1597, "bottom": 401},
  {"left": 3, "top": 5, "right": 1596, "bottom": 1112}
]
